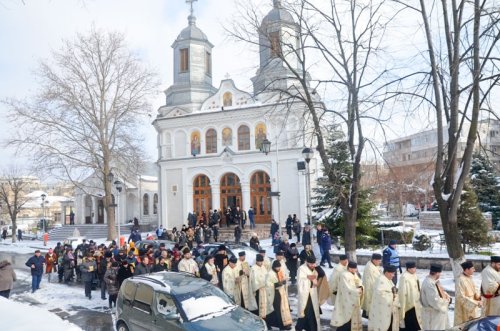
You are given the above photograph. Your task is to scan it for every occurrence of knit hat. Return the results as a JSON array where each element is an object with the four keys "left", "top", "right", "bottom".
[
  {"left": 306, "top": 255, "right": 316, "bottom": 264},
  {"left": 461, "top": 261, "right": 474, "bottom": 270},
  {"left": 347, "top": 261, "right": 357, "bottom": 269},
  {"left": 430, "top": 264, "right": 443, "bottom": 273},
  {"left": 384, "top": 265, "right": 397, "bottom": 273},
  {"left": 406, "top": 261, "right": 416, "bottom": 269}
]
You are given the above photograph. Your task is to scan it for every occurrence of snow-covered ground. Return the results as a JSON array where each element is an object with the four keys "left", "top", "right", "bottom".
[
  {"left": 0, "top": 296, "right": 82, "bottom": 331},
  {"left": 0, "top": 233, "right": 488, "bottom": 329}
]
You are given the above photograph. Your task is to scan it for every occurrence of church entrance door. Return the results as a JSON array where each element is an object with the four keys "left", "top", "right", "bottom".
[
  {"left": 220, "top": 173, "right": 242, "bottom": 215},
  {"left": 250, "top": 171, "right": 272, "bottom": 223},
  {"left": 193, "top": 175, "right": 212, "bottom": 219}
]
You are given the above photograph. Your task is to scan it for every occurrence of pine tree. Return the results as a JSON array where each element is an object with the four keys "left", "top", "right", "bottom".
[
  {"left": 470, "top": 153, "right": 500, "bottom": 228},
  {"left": 313, "top": 130, "right": 378, "bottom": 248},
  {"left": 458, "top": 183, "right": 489, "bottom": 252}
]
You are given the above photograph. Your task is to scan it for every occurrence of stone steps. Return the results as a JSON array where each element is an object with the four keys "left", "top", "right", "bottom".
[{"left": 47, "top": 224, "right": 132, "bottom": 241}]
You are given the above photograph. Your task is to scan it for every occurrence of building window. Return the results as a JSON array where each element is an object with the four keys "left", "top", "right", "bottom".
[
  {"left": 153, "top": 194, "right": 158, "bottom": 215},
  {"left": 269, "top": 31, "right": 281, "bottom": 58},
  {"left": 255, "top": 123, "right": 267, "bottom": 150},
  {"left": 205, "top": 51, "right": 212, "bottom": 76},
  {"left": 238, "top": 125, "right": 250, "bottom": 151},
  {"left": 223, "top": 92, "right": 232, "bottom": 107},
  {"left": 143, "top": 193, "right": 149, "bottom": 216},
  {"left": 180, "top": 48, "right": 189, "bottom": 72},
  {"left": 206, "top": 129, "right": 217, "bottom": 154}
]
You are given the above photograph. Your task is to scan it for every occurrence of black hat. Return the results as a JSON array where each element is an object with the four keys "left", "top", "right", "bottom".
[
  {"left": 461, "top": 261, "right": 474, "bottom": 270},
  {"left": 406, "top": 261, "right": 416, "bottom": 269},
  {"left": 339, "top": 254, "right": 348, "bottom": 261},
  {"left": 272, "top": 260, "right": 281, "bottom": 269},
  {"left": 290, "top": 243, "right": 296, "bottom": 248},
  {"left": 104, "top": 252, "right": 113, "bottom": 258},
  {"left": 491, "top": 256, "right": 500, "bottom": 263},
  {"left": 182, "top": 247, "right": 191, "bottom": 255},
  {"left": 111, "top": 261, "right": 119, "bottom": 268},
  {"left": 229, "top": 256, "right": 237, "bottom": 264},
  {"left": 256, "top": 254, "right": 264, "bottom": 262},
  {"left": 218, "top": 244, "right": 226, "bottom": 251},
  {"left": 306, "top": 255, "right": 316, "bottom": 264},
  {"left": 347, "top": 261, "right": 357, "bottom": 269},
  {"left": 430, "top": 264, "right": 443, "bottom": 273},
  {"left": 371, "top": 253, "right": 382, "bottom": 260},
  {"left": 259, "top": 249, "right": 266, "bottom": 254},
  {"left": 238, "top": 251, "right": 246, "bottom": 257},
  {"left": 384, "top": 265, "right": 397, "bottom": 273},
  {"left": 276, "top": 251, "right": 284, "bottom": 256}
]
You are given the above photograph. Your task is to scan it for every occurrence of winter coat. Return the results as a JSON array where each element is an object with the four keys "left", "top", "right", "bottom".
[
  {"left": 0, "top": 261, "right": 16, "bottom": 291},
  {"left": 301, "top": 230, "right": 312, "bottom": 246},
  {"left": 320, "top": 233, "right": 332, "bottom": 252},
  {"left": 25, "top": 255, "right": 45, "bottom": 276},
  {"left": 117, "top": 265, "right": 134, "bottom": 286},
  {"left": 104, "top": 267, "right": 120, "bottom": 295},
  {"left": 134, "top": 262, "right": 151, "bottom": 276},
  {"left": 270, "top": 222, "right": 279, "bottom": 237},
  {"left": 45, "top": 253, "right": 58, "bottom": 273},
  {"left": 249, "top": 237, "right": 260, "bottom": 251},
  {"left": 79, "top": 258, "right": 97, "bottom": 282}
]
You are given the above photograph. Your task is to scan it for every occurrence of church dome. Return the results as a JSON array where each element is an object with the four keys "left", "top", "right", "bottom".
[
  {"left": 261, "top": 0, "right": 295, "bottom": 26},
  {"left": 176, "top": 15, "right": 208, "bottom": 42}
]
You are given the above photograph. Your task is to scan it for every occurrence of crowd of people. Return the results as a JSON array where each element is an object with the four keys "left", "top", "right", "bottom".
[{"left": 1, "top": 216, "right": 500, "bottom": 331}]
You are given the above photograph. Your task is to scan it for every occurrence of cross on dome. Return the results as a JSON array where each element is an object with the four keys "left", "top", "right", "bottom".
[{"left": 186, "top": 0, "right": 197, "bottom": 16}]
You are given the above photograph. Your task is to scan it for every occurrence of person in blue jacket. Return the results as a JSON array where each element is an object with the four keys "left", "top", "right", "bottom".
[
  {"left": 382, "top": 239, "right": 401, "bottom": 285},
  {"left": 25, "top": 249, "right": 45, "bottom": 293}
]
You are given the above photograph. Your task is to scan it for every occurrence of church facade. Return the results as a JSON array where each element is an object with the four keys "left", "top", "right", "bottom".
[{"left": 154, "top": 1, "right": 320, "bottom": 229}]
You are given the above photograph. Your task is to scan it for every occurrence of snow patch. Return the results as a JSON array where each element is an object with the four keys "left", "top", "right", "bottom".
[{"left": 181, "top": 295, "right": 235, "bottom": 321}]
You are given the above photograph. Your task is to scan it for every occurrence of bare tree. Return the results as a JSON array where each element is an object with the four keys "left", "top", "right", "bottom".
[
  {"left": 394, "top": 0, "right": 500, "bottom": 271},
  {"left": 3, "top": 28, "right": 158, "bottom": 240},
  {"left": 229, "top": 0, "right": 395, "bottom": 260},
  {"left": 0, "top": 168, "right": 32, "bottom": 243}
]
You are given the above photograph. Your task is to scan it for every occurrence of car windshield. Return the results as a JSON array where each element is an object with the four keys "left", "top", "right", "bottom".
[{"left": 177, "top": 284, "right": 235, "bottom": 322}]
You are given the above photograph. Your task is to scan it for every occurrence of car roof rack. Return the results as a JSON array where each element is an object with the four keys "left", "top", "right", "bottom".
[{"left": 133, "top": 275, "right": 167, "bottom": 288}]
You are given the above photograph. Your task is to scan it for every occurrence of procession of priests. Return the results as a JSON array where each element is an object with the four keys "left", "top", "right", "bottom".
[{"left": 216, "top": 240, "right": 500, "bottom": 330}]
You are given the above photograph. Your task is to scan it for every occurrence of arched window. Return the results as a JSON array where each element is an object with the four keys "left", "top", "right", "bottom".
[
  {"left": 153, "top": 194, "right": 158, "bottom": 215},
  {"left": 143, "top": 194, "right": 149, "bottom": 216},
  {"left": 238, "top": 125, "right": 250, "bottom": 151},
  {"left": 223, "top": 92, "right": 232, "bottom": 107},
  {"left": 205, "top": 129, "right": 217, "bottom": 154}
]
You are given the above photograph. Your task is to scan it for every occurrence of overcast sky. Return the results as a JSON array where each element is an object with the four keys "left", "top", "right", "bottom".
[{"left": 0, "top": 0, "right": 264, "bottom": 167}]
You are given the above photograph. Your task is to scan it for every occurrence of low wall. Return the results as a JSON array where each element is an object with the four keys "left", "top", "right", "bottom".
[
  {"left": 330, "top": 252, "right": 491, "bottom": 271},
  {"left": 419, "top": 211, "right": 493, "bottom": 231}
]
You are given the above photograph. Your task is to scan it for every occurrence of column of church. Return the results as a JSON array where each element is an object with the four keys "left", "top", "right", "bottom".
[
  {"left": 92, "top": 196, "right": 98, "bottom": 224},
  {"left": 241, "top": 181, "right": 251, "bottom": 211},
  {"left": 211, "top": 183, "right": 221, "bottom": 213}
]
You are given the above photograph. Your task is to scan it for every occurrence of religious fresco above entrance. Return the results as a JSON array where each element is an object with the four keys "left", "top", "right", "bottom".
[
  {"left": 191, "top": 130, "right": 201, "bottom": 156},
  {"left": 255, "top": 123, "right": 267, "bottom": 151},
  {"left": 222, "top": 127, "right": 233, "bottom": 146}
]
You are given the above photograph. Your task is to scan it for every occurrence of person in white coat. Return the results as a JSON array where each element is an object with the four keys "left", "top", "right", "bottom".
[
  {"left": 398, "top": 261, "right": 422, "bottom": 331},
  {"left": 331, "top": 261, "right": 364, "bottom": 331},
  {"left": 368, "top": 265, "right": 399, "bottom": 331},
  {"left": 362, "top": 253, "right": 382, "bottom": 318},
  {"left": 328, "top": 254, "right": 348, "bottom": 305},
  {"left": 295, "top": 255, "right": 321, "bottom": 331},
  {"left": 222, "top": 256, "right": 239, "bottom": 301},
  {"left": 481, "top": 255, "right": 500, "bottom": 316},
  {"left": 420, "top": 264, "right": 450, "bottom": 330}
]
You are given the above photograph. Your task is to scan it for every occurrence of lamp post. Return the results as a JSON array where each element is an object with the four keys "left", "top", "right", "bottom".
[
  {"left": 260, "top": 138, "right": 281, "bottom": 231},
  {"left": 302, "top": 147, "right": 314, "bottom": 224},
  {"left": 41, "top": 193, "right": 47, "bottom": 233}
]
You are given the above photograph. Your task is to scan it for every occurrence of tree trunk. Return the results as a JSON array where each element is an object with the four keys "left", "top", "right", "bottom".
[
  {"left": 11, "top": 214, "right": 17, "bottom": 244},
  {"left": 344, "top": 209, "right": 357, "bottom": 262}
]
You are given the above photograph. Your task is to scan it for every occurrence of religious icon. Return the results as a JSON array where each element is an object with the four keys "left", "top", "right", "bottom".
[
  {"left": 223, "top": 92, "right": 232, "bottom": 107},
  {"left": 255, "top": 123, "right": 267, "bottom": 150},
  {"left": 222, "top": 128, "right": 232, "bottom": 146},
  {"left": 191, "top": 131, "right": 200, "bottom": 155}
]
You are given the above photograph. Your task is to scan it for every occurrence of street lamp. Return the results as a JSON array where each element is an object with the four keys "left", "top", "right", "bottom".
[
  {"left": 260, "top": 138, "right": 281, "bottom": 233},
  {"left": 260, "top": 138, "right": 271, "bottom": 155},
  {"left": 114, "top": 179, "right": 123, "bottom": 246},
  {"left": 302, "top": 147, "right": 313, "bottom": 224},
  {"left": 41, "top": 193, "right": 47, "bottom": 233}
]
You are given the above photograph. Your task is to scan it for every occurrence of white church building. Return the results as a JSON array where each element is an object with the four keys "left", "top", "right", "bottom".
[{"left": 154, "top": 0, "right": 321, "bottom": 229}]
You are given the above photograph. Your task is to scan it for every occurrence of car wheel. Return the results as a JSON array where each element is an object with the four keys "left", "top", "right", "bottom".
[{"left": 116, "top": 322, "right": 129, "bottom": 331}]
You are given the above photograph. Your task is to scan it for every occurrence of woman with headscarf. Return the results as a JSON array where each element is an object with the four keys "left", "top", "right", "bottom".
[{"left": 266, "top": 260, "right": 292, "bottom": 330}]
